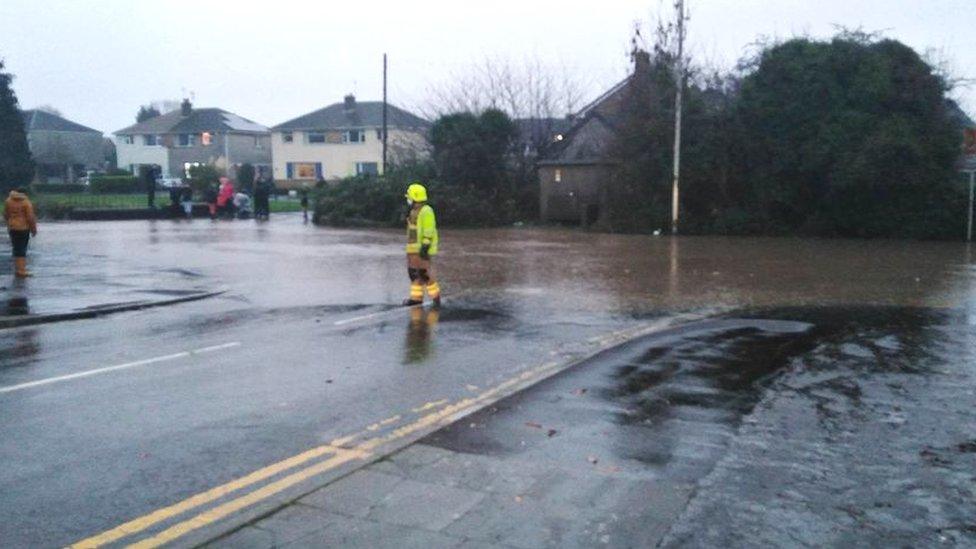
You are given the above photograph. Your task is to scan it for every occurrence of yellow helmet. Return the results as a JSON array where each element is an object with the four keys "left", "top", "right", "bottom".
[{"left": 405, "top": 182, "right": 428, "bottom": 202}]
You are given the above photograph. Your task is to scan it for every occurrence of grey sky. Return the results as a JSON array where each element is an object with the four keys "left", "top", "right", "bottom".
[{"left": 1, "top": 0, "right": 972, "bottom": 135}]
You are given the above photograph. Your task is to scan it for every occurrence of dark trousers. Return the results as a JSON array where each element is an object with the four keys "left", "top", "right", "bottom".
[{"left": 9, "top": 230, "right": 29, "bottom": 257}]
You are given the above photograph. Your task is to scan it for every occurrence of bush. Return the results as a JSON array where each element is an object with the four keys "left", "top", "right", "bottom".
[
  {"left": 91, "top": 175, "right": 143, "bottom": 194},
  {"left": 188, "top": 164, "right": 222, "bottom": 194},
  {"left": 30, "top": 183, "right": 87, "bottom": 194}
]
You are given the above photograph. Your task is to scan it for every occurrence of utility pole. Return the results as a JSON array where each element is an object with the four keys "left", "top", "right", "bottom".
[
  {"left": 382, "top": 53, "right": 388, "bottom": 176},
  {"left": 670, "top": 0, "right": 685, "bottom": 235}
]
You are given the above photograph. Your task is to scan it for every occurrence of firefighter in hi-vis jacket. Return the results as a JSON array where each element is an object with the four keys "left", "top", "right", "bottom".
[{"left": 404, "top": 183, "right": 441, "bottom": 306}]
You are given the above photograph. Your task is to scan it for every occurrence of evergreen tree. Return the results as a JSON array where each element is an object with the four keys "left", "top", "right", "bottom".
[
  {"left": 136, "top": 105, "right": 161, "bottom": 123},
  {"left": 0, "top": 59, "right": 34, "bottom": 192}
]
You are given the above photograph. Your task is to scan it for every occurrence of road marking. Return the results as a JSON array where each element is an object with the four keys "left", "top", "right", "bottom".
[
  {"left": 0, "top": 342, "right": 240, "bottom": 395},
  {"left": 70, "top": 359, "right": 566, "bottom": 548},
  {"left": 412, "top": 399, "right": 448, "bottom": 413},
  {"left": 69, "top": 444, "right": 355, "bottom": 549},
  {"left": 71, "top": 317, "right": 694, "bottom": 548},
  {"left": 332, "top": 304, "right": 425, "bottom": 326},
  {"left": 127, "top": 449, "right": 368, "bottom": 549}
]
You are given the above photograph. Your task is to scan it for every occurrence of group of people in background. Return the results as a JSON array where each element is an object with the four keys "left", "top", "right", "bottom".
[{"left": 198, "top": 175, "right": 275, "bottom": 221}]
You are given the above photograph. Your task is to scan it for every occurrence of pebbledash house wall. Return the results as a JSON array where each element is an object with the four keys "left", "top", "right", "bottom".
[
  {"left": 117, "top": 133, "right": 271, "bottom": 179},
  {"left": 271, "top": 128, "right": 426, "bottom": 185}
]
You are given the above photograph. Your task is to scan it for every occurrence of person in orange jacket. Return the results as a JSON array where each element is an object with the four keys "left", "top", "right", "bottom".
[{"left": 4, "top": 188, "right": 38, "bottom": 277}]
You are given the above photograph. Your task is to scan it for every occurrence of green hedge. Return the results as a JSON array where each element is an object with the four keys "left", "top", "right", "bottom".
[
  {"left": 312, "top": 176, "right": 524, "bottom": 228},
  {"left": 30, "top": 183, "right": 87, "bottom": 194},
  {"left": 91, "top": 175, "right": 144, "bottom": 194}
]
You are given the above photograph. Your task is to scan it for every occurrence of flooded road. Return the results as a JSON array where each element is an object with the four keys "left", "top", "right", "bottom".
[{"left": 2, "top": 218, "right": 976, "bottom": 546}]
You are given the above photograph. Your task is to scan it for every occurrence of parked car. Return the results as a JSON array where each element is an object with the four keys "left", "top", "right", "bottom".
[{"left": 156, "top": 177, "right": 183, "bottom": 188}]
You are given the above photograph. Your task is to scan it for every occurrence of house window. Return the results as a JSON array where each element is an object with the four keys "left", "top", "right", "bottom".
[
  {"left": 376, "top": 129, "right": 383, "bottom": 140},
  {"left": 554, "top": 169, "right": 562, "bottom": 182},
  {"left": 201, "top": 132, "right": 212, "bottom": 146},
  {"left": 342, "top": 130, "right": 365, "bottom": 143},
  {"left": 143, "top": 134, "right": 157, "bottom": 146},
  {"left": 307, "top": 132, "right": 326, "bottom": 144},
  {"left": 282, "top": 132, "right": 294, "bottom": 143},
  {"left": 178, "top": 134, "right": 196, "bottom": 147},
  {"left": 254, "top": 136, "right": 262, "bottom": 148},
  {"left": 122, "top": 135, "right": 134, "bottom": 145},
  {"left": 355, "top": 162, "right": 378, "bottom": 176},
  {"left": 295, "top": 163, "right": 318, "bottom": 179}
]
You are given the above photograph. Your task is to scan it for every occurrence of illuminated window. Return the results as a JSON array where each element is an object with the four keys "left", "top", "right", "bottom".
[
  {"left": 554, "top": 169, "right": 562, "bottom": 182},
  {"left": 295, "top": 163, "right": 317, "bottom": 178},
  {"left": 201, "top": 132, "right": 212, "bottom": 146}
]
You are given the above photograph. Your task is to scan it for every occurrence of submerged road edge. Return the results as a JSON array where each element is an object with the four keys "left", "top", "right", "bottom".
[{"left": 0, "top": 289, "right": 226, "bottom": 330}]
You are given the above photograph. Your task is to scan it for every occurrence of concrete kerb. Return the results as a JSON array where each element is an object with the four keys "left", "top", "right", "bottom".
[
  {"left": 188, "top": 310, "right": 720, "bottom": 549},
  {"left": 0, "top": 289, "right": 226, "bottom": 330}
]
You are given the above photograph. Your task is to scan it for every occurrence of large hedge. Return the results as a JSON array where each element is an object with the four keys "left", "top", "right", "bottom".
[{"left": 606, "top": 32, "right": 968, "bottom": 239}]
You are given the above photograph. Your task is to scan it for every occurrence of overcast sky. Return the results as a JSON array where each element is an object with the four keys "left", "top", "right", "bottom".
[{"left": 1, "top": 0, "right": 972, "bottom": 135}]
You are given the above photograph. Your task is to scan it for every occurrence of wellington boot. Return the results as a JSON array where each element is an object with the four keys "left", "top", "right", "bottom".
[{"left": 14, "top": 257, "right": 31, "bottom": 278}]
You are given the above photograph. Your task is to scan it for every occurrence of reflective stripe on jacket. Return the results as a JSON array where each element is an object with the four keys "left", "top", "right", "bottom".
[
  {"left": 4, "top": 191, "right": 37, "bottom": 232},
  {"left": 406, "top": 204, "right": 438, "bottom": 255}
]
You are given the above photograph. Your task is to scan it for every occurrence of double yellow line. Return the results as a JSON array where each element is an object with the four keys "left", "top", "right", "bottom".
[
  {"left": 72, "top": 319, "right": 679, "bottom": 548},
  {"left": 71, "top": 361, "right": 563, "bottom": 549}
]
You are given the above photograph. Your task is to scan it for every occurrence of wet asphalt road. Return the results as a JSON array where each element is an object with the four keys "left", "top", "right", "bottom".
[{"left": 2, "top": 216, "right": 976, "bottom": 546}]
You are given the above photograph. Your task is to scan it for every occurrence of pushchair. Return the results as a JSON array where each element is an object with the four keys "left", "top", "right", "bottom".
[{"left": 233, "top": 192, "right": 253, "bottom": 219}]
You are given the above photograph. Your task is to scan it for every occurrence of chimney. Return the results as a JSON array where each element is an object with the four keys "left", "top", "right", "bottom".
[
  {"left": 632, "top": 49, "right": 651, "bottom": 77},
  {"left": 343, "top": 94, "right": 356, "bottom": 113},
  {"left": 180, "top": 98, "right": 192, "bottom": 117}
]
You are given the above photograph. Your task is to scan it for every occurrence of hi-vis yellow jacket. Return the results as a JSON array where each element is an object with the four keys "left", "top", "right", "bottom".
[{"left": 406, "top": 204, "right": 438, "bottom": 255}]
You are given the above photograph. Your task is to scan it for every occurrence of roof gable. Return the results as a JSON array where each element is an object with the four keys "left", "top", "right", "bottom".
[
  {"left": 273, "top": 101, "right": 428, "bottom": 131},
  {"left": 22, "top": 110, "right": 101, "bottom": 134}
]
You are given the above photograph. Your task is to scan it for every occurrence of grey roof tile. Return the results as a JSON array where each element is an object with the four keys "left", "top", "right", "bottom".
[
  {"left": 272, "top": 100, "right": 428, "bottom": 131},
  {"left": 21, "top": 110, "right": 101, "bottom": 133},
  {"left": 115, "top": 108, "right": 268, "bottom": 135}
]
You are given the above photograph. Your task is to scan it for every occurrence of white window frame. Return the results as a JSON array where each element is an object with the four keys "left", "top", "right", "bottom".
[
  {"left": 355, "top": 162, "right": 379, "bottom": 176},
  {"left": 282, "top": 132, "right": 294, "bottom": 143},
  {"left": 178, "top": 134, "right": 196, "bottom": 147},
  {"left": 122, "top": 135, "right": 134, "bottom": 145},
  {"left": 143, "top": 134, "right": 157, "bottom": 146},
  {"left": 342, "top": 130, "right": 365, "bottom": 144},
  {"left": 307, "top": 132, "right": 326, "bottom": 144}
]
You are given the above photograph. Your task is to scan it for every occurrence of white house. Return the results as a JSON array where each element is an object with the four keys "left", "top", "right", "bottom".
[{"left": 271, "top": 94, "right": 428, "bottom": 186}]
